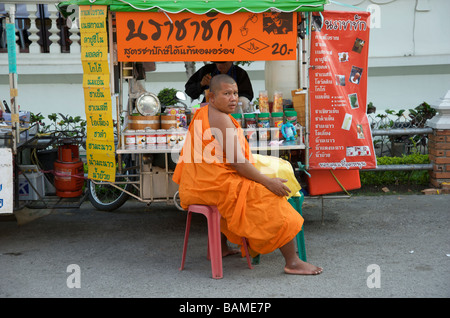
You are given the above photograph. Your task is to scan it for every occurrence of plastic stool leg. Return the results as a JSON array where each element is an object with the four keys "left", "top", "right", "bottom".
[
  {"left": 296, "top": 229, "right": 307, "bottom": 262},
  {"left": 208, "top": 206, "right": 223, "bottom": 279},
  {"left": 289, "top": 196, "right": 307, "bottom": 262},
  {"left": 296, "top": 193, "right": 307, "bottom": 262},
  {"left": 181, "top": 205, "right": 253, "bottom": 279},
  {"left": 242, "top": 238, "right": 254, "bottom": 269},
  {"left": 179, "top": 212, "right": 192, "bottom": 271},
  {"left": 251, "top": 254, "right": 261, "bottom": 265}
]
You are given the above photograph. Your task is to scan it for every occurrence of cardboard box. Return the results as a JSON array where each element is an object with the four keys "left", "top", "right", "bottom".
[
  {"left": 291, "top": 89, "right": 306, "bottom": 127},
  {"left": 141, "top": 165, "right": 178, "bottom": 199}
]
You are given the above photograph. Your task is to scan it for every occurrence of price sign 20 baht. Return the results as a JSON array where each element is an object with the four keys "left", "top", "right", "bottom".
[{"left": 116, "top": 11, "right": 298, "bottom": 62}]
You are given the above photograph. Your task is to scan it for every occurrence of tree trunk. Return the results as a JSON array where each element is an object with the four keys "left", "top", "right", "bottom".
[{"left": 184, "top": 62, "right": 196, "bottom": 79}]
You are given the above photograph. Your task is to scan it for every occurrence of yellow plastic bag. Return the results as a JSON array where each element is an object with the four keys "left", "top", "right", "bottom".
[{"left": 252, "top": 154, "right": 301, "bottom": 199}]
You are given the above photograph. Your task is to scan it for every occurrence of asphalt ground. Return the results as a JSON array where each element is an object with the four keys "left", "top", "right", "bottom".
[{"left": 0, "top": 194, "right": 449, "bottom": 303}]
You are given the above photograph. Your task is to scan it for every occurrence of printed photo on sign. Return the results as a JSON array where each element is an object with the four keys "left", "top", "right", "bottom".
[
  {"left": 338, "top": 52, "right": 349, "bottom": 62},
  {"left": 342, "top": 113, "right": 352, "bottom": 131},
  {"left": 262, "top": 12, "right": 293, "bottom": 35},
  {"left": 348, "top": 93, "right": 359, "bottom": 109},
  {"left": 349, "top": 66, "right": 363, "bottom": 84},
  {"left": 352, "top": 38, "right": 365, "bottom": 53},
  {"left": 335, "top": 75, "right": 346, "bottom": 86},
  {"left": 356, "top": 124, "right": 365, "bottom": 139},
  {"left": 347, "top": 146, "right": 371, "bottom": 156}
]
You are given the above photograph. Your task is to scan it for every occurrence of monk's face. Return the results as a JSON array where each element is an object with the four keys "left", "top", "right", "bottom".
[{"left": 211, "top": 82, "right": 238, "bottom": 114}]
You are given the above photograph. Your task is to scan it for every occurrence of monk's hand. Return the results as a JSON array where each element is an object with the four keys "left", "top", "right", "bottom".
[{"left": 265, "top": 178, "right": 291, "bottom": 197}]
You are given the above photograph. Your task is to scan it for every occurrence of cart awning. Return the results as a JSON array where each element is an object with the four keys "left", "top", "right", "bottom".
[{"left": 58, "top": 0, "right": 327, "bottom": 16}]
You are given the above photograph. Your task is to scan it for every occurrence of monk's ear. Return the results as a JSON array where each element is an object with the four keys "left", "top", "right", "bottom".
[{"left": 208, "top": 91, "right": 214, "bottom": 103}]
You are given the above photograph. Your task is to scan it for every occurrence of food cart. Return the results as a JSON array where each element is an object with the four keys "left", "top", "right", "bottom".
[
  {"left": 58, "top": 0, "right": 379, "bottom": 214},
  {"left": 54, "top": 0, "right": 329, "bottom": 211}
]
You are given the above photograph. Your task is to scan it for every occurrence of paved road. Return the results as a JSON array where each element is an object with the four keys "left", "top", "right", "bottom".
[{"left": 1, "top": 194, "right": 449, "bottom": 299}]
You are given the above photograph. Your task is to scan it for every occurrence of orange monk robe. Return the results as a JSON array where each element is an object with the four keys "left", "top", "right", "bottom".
[{"left": 172, "top": 105, "right": 303, "bottom": 255}]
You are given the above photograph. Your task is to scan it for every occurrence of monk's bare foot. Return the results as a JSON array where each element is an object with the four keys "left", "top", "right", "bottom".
[
  {"left": 220, "top": 234, "right": 239, "bottom": 257},
  {"left": 222, "top": 245, "right": 239, "bottom": 257},
  {"left": 284, "top": 260, "right": 323, "bottom": 275}
]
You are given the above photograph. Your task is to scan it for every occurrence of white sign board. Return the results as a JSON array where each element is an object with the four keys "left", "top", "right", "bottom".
[{"left": 0, "top": 148, "right": 13, "bottom": 214}]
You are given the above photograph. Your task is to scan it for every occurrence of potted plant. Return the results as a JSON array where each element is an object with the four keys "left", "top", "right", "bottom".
[
  {"left": 367, "top": 102, "right": 376, "bottom": 114},
  {"left": 157, "top": 87, "right": 178, "bottom": 109}
]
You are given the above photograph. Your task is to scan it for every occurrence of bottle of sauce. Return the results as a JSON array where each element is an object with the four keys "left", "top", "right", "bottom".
[
  {"left": 258, "top": 112, "right": 270, "bottom": 141},
  {"left": 271, "top": 112, "right": 284, "bottom": 140}
]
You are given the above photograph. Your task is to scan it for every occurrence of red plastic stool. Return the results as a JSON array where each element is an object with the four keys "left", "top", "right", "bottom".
[{"left": 180, "top": 205, "right": 253, "bottom": 279}]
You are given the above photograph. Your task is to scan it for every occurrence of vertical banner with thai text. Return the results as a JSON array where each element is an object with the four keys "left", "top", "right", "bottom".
[
  {"left": 80, "top": 5, "right": 116, "bottom": 182},
  {"left": 309, "top": 11, "right": 376, "bottom": 170}
]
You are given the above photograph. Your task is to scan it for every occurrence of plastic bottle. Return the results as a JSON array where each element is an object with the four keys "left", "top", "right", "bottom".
[
  {"left": 258, "top": 113, "right": 270, "bottom": 128},
  {"left": 271, "top": 112, "right": 284, "bottom": 140},
  {"left": 230, "top": 113, "right": 243, "bottom": 127},
  {"left": 244, "top": 113, "right": 257, "bottom": 142},
  {"left": 258, "top": 112, "right": 270, "bottom": 141},
  {"left": 285, "top": 110, "right": 297, "bottom": 126},
  {"left": 244, "top": 113, "right": 257, "bottom": 128},
  {"left": 272, "top": 90, "right": 283, "bottom": 112},
  {"left": 259, "top": 90, "right": 269, "bottom": 113}
]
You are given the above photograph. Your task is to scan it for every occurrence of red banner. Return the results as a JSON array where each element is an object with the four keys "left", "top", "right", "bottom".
[
  {"left": 309, "top": 11, "right": 376, "bottom": 170},
  {"left": 115, "top": 11, "right": 297, "bottom": 62}
]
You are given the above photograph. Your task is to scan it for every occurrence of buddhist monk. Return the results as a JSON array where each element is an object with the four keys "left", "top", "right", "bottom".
[{"left": 173, "top": 74, "right": 322, "bottom": 275}]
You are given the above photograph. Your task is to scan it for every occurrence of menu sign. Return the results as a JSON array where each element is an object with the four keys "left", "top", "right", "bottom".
[
  {"left": 80, "top": 5, "right": 116, "bottom": 182},
  {"left": 309, "top": 11, "right": 376, "bottom": 170},
  {"left": 115, "top": 11, "right": 297, "bottom": 62}
]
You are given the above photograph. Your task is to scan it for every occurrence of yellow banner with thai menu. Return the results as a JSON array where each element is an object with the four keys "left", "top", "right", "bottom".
[
  {"left": 82, "top": 60, "right": 109, "bottom": 75},
  {"left": 87, "top": 152, "right": 117, "bottom": 182},
  {"left": 84, "top": 100, "right": 112, "bottom": 113},
  {"left": 83, "top": 87, "right": 111, "bottom": 101},
  {"left": 80, "top": 30, "right": 108, "bottom": 47},
  {"left": 83, "top": 74, "right": 110, "bottom": 88},
  {"left": 80, "top": 5, "right": 115, "bottom": 182},
  {"left": 81, "top": 45, "right": 109, "bottom": 61},
  {"left": 85, "top": 112, "right": 114, "bottom": 141}
]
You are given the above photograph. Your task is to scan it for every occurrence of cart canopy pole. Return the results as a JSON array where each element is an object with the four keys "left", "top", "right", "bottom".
[{"left": 6, "top": 5, "right": 19, "bottom": 154}]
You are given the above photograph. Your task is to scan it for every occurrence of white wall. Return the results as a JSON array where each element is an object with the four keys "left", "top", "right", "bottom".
[
  {"left": 327, "top": 0, "right": 450, "bottom": 112},
  {"left": 0, "top": 78, "right": 85, "bottom": 118},
  {"left": 367, "top": 66, "right": 450, "bottom": 111}
]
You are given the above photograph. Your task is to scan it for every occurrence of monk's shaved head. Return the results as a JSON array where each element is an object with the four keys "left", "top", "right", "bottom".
[{"left": 210, "top": 74, "right": 237, "bottom": 94}]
